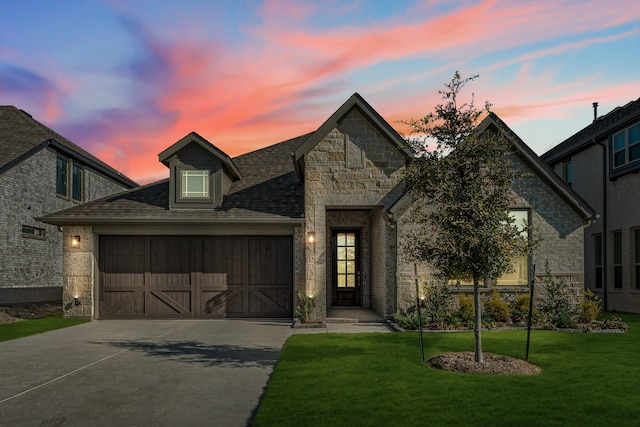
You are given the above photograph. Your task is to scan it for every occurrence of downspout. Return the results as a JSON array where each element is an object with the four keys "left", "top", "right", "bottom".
[{"left": 595, "top": 137, "right": 608, "bottom": 311}]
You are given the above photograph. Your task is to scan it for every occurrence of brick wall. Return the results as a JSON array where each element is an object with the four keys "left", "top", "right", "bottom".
[
  {"left": 0, "top": 146, "right": 130, "bottom": 306},
  {"left": 548, "top": 141, "right": 640, "bottom": 313}
]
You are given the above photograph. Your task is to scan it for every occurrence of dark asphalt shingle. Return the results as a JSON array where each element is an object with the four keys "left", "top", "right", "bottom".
[{"left": 40, "top": 133, "right": 311, "bottom": 223}]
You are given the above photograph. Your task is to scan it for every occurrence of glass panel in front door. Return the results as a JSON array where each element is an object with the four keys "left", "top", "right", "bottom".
[{"left": 336, "top": 232, "right": 357, "bottom": 288}]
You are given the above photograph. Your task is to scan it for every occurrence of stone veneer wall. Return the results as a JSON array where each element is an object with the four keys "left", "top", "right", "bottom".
[
  {"left": 395, "top": 152, "right": 587, "bottom": 312},
  {"left": 0, "top": 147, "right": 129, "bottom": 305},
  {"left": 304, "top": 107, "right": 406, "bottom": 321}
]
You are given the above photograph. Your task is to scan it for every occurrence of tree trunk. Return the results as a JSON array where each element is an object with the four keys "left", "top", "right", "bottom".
[{"left": 473, "top": 277, "right": 483, "bottom": 363}]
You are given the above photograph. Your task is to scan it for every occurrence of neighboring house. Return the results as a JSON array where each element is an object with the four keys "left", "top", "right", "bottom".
[
  {"left": 39, "top": 95, "right": 592, "bottom": 320},
  {"left": 0, "top": 106, "right": 137, "bottom": 305},
  {"left": 542, "top": 98, "right": 640, "bottom": 313}
]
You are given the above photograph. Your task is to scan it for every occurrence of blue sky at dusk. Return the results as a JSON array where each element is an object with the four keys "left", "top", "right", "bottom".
[{"left": 1, "top": 0, "right": 639, "bottom": 183}]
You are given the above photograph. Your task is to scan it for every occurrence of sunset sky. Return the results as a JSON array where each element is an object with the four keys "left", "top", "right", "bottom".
[{"left": 2, "top": 0, "right": 639, "bottom": 184}]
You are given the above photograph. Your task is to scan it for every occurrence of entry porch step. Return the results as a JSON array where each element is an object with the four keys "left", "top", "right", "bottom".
[{"left": 325, "top": 308, "right": 384, "bottom": 323}]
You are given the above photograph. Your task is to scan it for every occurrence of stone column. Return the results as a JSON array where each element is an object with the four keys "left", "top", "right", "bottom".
[{"left": 62, "top": 226, "right": 94, "bottom": 319}]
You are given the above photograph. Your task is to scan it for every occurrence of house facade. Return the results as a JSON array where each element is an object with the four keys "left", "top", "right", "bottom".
[
  {"left": 0, "top": 106, "right": 137, "bottom": 305},
  {"left": 40, "top": 95, "right": 592, "bottom": 320},
  {"left": 542, "top": 98, "right": 640, "bottom": 313}
]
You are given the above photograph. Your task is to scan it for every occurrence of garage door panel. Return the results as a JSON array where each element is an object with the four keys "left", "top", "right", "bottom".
[
  {"left": 248, "top": 237, "right": 292, "bottom": 285},
  {"left": 101, "top": 237, "right": 144, "bottom": 288},
  {"left": 248, "top": 288, "right": 291, "bottom": 316},
  {"left": 149, "top": 290, "right": 191, "bottom": 316},
  {"left": 202, "top": 289, "right": 244, "bottom": 317},
  {"left": 100, "top": 235, "right": 292, "bottom": 319},
  {"left": 202, "top": 237, "right": 244, "bottom": 286},
  {"left": 102, "top": 290, "right": 145, "bottom": 316}
]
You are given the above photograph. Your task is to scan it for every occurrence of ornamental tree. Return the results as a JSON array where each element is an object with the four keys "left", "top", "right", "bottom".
[{"left": 403, "top": 72, "right": 534, "bottom": 363}]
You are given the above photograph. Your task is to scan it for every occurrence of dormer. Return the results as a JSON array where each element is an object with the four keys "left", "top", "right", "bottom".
[{"left": 158, "top": 132, "right": 242, "bottom": 209}]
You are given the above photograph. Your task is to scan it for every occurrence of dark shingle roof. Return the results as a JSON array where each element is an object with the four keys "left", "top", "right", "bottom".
[
  {"left": 541, "top": 97, "right": 640, "bottom": 164},
  {"left": 0, "top": 105, "right": 137, "bottom": 187},
  {"left": 39, "top": 133, "right": 311, "bottom": 225}
]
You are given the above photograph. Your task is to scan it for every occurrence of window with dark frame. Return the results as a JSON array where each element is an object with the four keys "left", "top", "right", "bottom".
[
  {"left": 613, "top": 231, "right": 622, "bottom": 289},
  {"left": 612, "top": 122, "right": 640, "bottom": 168},
  {"left": 72, "top": 163, "right": 82, "bottom": 201},
  {"left": 595, "top": 234, "right": 603, "bottom": 289},
  {"left": 22, "top": 225, "right": 46, "bottom": 240},
  {"left": 56, "top": 156, "right": 68, "bottom": 197},
  {"left": 563, "top": 160, "right": 572, "bottom": 185},
  {"left": 56, "top": 155, "right": 83, "bottom": 201}
]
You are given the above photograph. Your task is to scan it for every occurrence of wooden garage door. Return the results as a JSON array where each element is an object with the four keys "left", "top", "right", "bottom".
[{"left": 99, "top": 236, "right": 293, "bottom": 319}]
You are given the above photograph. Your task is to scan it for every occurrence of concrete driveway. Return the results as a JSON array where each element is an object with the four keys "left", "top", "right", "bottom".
[{"left": 0, "top": 320, "right": 293, "bottom": 427}]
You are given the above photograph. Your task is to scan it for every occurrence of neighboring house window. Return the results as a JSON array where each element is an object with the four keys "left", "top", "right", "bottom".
[
  {"left": 594, "top": 234, "right": 603, "bottom": 289},
  {"left": 72, "top": 163, "right": 83, "bottom": 201},
  {"left": 612, "top": 122, "right": 640, "bottom": 168},
  {"left": 563, "top": 161, "right": 572, "bottom": 185},
  {"left": 22, "top": 225, "right": 46, "bottom": 240},
  {"left": 56, "top": 156, "right": 68, "bottom": 196},
  {"left": 613, "top": 231, "right": 622, "bottom": 289},
  {"left": 635, "top": 229, "right": 640, "bottom": 290},
  {"left": 495, "top": 209, "right": 530, "bottom": 286},
  {"left": 56, "top": 155, "right": 83, "bottom": 201},
  {"left": 181, "top": 170, "right": 209, "bottom": 198}
]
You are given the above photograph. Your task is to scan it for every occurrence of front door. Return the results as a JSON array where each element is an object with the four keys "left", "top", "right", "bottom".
[{"left": 332, "top": 230, "right": 361, "bottom": 306}]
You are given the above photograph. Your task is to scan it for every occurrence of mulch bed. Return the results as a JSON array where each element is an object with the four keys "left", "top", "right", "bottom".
[
  {"left": 428, "top": 352, "right": 542, "bottom": 375},
  {"left": 0, "top": 304, "right": 62, "bottom": 324}
]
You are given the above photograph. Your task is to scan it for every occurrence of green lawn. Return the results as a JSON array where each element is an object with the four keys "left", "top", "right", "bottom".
[
  {"left": 0, "top": 314, "right": 88, "bottom": 342},
  {"left": 254, "top": 314, "right": 640, "bottom": 427}
]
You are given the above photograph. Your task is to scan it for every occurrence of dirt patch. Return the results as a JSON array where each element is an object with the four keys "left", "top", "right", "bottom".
[
  {"left": 0, "top": 304, "right": 62, "bottom": 324},
  {"left": 428, "top": 352, "right": 542, "bottom": 375}
]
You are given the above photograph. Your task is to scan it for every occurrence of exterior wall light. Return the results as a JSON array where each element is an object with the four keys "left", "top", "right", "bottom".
[
  {"left": 71, "top": 236, "right": 81, "bottom": 248},
  {"left": 74, "top": 296, "right": 81, "bottom": 306},
  {"left": 307, "top": 232, "right": 315, "bottom": 244}
]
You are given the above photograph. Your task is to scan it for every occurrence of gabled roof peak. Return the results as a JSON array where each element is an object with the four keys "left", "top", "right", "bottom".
[
  {"left": 158, "top": 131, "right": 242, "bottom": 180},
  {"left": 291, "top": 92, "right": 412, "bottom": 180}
]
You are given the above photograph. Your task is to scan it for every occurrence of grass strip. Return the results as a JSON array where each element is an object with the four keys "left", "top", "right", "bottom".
[{"left": 0, "top": 314, "right": 88, "bottom": 342}]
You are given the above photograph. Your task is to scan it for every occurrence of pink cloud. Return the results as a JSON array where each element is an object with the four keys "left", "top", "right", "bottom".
[{"left": 30, "top": 1, "right": 640, "bottom": 185}]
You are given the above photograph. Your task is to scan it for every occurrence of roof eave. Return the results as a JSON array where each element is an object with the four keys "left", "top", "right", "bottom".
[{"left": 37, "top": 215, "right": 305, "bottom": 227}]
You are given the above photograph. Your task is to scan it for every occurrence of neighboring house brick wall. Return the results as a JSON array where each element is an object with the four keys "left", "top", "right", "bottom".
[
  {"left": 0, "top": 147, "right": 129, "bottom": 305},
  {"left": 546, "top": 135, "right": 640, "bottom": 313}
]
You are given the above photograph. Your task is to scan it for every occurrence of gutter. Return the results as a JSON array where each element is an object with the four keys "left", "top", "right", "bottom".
[
  {"left": 595, "top": 138, "right": 608, "bottom": 311},
  {"left": 37, "top": 215, "right": 306, "bottom": 227}
]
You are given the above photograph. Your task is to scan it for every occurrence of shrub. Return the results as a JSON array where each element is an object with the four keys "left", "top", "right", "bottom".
[
  {"left": 576, "top": 289, "right": 602, "bottom": 323},
  {"left": 538, "top": 261, "right": 576, "bottom": 328},
  {"left": 295, "top": 291, "right": 316, "bottom": 324},
  {"left": 483, "top": 290, "right": 511, "bottom": 323},
  {"left": 394, "top": 311, "right": 423, "bottom": 330},
  {"left": 457, "top": 293, "right": 474, "bottom": 325},
  {"left": 511, "top": 292, "right": 534, "bottom": 323},
  {"left": 422, "top": 281, "right": 456, "bottom": 328}
]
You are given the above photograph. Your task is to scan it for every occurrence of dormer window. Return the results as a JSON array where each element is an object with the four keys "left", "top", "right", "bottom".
[
  {"left": 181, "top": 170, "right": 209, "bottom": 198},
  {"left": 158, "top": 132, "right": 242, "bottom": 210}
]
